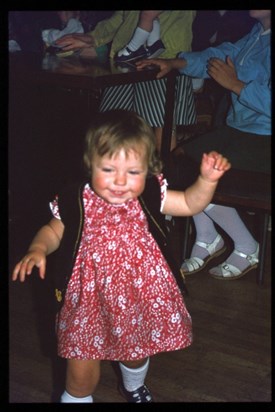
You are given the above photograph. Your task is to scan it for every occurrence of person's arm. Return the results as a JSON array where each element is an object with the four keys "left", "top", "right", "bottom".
[
  {"left": 55, "top": 11, "right": 124, "bottom": 52},
  {"left": 162, "top": 151, "right": 231, "bottom": 216},
  {"left": 207, "top": 55, "right": 245, "bottom": 95},
  {"left": 55, "top": 33, "right": 95, "bottom": 51},
  {"left": 12, "top": 218, "right": 64, "bottom": 282},
  {"left": 136, "top": 57, "right": 187, "bottom": 78},
  {"left": 89, "top": 11, "right": 124, "bottom": 48}
]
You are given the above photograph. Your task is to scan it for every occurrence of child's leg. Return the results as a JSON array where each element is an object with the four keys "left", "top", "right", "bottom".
[
  {"left": 119, "top": 358, "right": 153, "bottom": 402},
  {"left": 117, "top": 11, "right": 162, "bottom": 57},
  {"left": 60, "top": 359, "right": 100, "bottom": 403},
  {"left": 138, "top": 10, "right": 162, "bottom": 32},
  {"left": 119, "top": 358, "right": 149, "bottom": 391},
  {"left": 146, "top": 19, "right": 161, "bottom": 46}
]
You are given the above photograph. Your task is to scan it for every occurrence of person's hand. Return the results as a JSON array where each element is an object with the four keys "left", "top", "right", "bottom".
[
  {"left": 207, "top": 56, "right": 245, "bottom": 95},
  {"left": 136, "top": 58, "right": 175, "bottom": 79},
  {"left": 55, "top": 33, "right": 94, "bottom": 52},
  {"left": 200, "top": 151, "right": 231, "bottom": 183},
  {"left": 12, "top": 250, "right": 47, "bottom": 282}
]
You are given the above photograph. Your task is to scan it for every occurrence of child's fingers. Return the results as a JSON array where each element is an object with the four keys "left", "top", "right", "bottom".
[
  {"left": 11, "top": 263, "right": 22, "bottom": 281},
  {"left": 12, "top": 258, "right": 39, "bottom": 282},
  {"left": 206, "top": 152, "right": 230, "bottom": 171},
  {"left": 39, "top": 263, "right": 46, "bottom": 280}
]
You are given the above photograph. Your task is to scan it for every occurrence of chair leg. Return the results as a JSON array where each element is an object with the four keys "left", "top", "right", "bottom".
[
  {"left": 257, "top": 213, "right": 269, "bottom": 286},
  {"left": 182, "top": 216, "right": 191, "bottom": 260}
]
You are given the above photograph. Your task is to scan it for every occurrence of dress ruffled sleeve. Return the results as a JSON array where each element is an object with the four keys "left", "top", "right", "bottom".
[
  {"left": 49, "top": 195, "right": 61, "bottom": 220},
  {"left": 156, "top": 174, "right": 168, "bottom": 212}
]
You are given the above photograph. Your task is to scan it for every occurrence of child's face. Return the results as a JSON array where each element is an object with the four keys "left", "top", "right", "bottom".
[{"left": 91, "top": 148, "right": 148, "bottom": 204}]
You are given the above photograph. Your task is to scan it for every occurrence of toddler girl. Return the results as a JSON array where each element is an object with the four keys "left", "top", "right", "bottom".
[{"left": 12, "top": 110, "right": 230, "bottom": 403}]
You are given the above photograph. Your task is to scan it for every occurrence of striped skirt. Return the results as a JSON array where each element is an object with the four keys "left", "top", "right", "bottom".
[{"left": 99, "top": 74, "right": 197, "bottom": 127}]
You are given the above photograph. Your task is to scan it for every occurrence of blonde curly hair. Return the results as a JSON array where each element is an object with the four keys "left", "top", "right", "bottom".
[{"left": 83, "top": 110, "right": 162, "bottom": 176}]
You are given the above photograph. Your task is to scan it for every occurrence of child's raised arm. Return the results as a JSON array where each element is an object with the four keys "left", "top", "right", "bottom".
[
  {"left": 12, "top": 218, "right": 64, "bottom": 282},
  {"left": 162, "top": 151, "right": 231, "bottom": 216}
]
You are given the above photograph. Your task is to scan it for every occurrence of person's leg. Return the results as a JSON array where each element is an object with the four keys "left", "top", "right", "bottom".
[
  {"left": 116, "top": 11, "right": 162, "bottom": 60},
  {"left": 182, "top": 204, "right": 259, "bottom": 278},
  {"left": 181, "top": 209, "right": 225, "bottom": 273},
  {"left": 138, "top": 11, "right": 162, "bottom": 32},
  {"left": 134, "top": 78, "right": 165, "bottom": 150},
  {"left": 205, "top": 205, "right": 259, "bottom": 278},
  {"left": 119, "top": 357, "right": 153, "bottom": 402},
  {"left": 183, "top": 125, "right": 271, "bottom": 173},
  {"left": 60, "top": 359, "right": 100, "bottom": 403},
  {"left": 174, "top": 74, "right": 197, "bottom": 143},
  {"left": 99, "top": 84, "right": 134, "bottom": 112},
  {"left": 126, "top": 10, "right": 162, "bottom": 51},
  {"left": 146, "top": 19, "right": 161, "bottom": 46}
]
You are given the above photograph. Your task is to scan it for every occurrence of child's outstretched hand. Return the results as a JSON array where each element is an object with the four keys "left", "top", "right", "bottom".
[
  {"left": 200, "top": 151, "right": 231, "bottom": 182},
  {"left": 12, "top": 250, "right": 46, "bottom": 282}
]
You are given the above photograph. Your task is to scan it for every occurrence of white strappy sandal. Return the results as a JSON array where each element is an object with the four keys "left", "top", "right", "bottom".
[
  {"left": 209, "top": 243, "right": 259, "bottom": 280},
  {"left": 181, "top": 234, "right": 226, "bottom": 275}
]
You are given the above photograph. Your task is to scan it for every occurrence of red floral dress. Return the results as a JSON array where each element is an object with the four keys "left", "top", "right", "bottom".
[{"left": 51, "top": 177, "right": 192, "bottom": 361}]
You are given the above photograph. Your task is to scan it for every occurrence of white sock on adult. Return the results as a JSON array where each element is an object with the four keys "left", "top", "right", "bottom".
[
  {"left": 204, "top": 204, "right": 257, "bottom": 253},
  {"left": 205, "top": 204, "right": 258, "bottom": 270},
  {"left": 60, "top": 390, "right": 93, "bottom": 403},
  {"left": 189, "top": 211, "right": 221, "bottom": 260},
  {"left": 119, "top": 358, "right": 149, "bottom": 391},
  {"left": 147, "top": 19, "right": 160, "bottom": 46},
  {"left": 127, "top": 27, "right": 150, "bottom": 51}
]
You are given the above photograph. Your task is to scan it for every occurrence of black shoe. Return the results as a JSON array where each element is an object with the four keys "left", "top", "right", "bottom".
[
  {"left": 115, "top": 45, "right": 148, "bottom": 63},
  {"left": 146, "top": 39, "right": 165, "bottom": 58},
  {"left": 119, "top": 383, "right": 153, "bottom": 403}
]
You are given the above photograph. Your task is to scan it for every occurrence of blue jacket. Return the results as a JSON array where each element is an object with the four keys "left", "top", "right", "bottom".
[{"left": 178, "top": 23, "right": 271, "bottom": 135}]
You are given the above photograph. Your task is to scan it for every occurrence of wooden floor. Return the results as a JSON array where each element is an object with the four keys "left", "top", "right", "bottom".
[{"left": 9, "top": 214, "right": 271, "bottom": 404}]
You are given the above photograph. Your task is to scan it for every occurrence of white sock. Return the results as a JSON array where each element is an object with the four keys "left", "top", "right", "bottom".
[
  {"left": 60, "top": 390, "right": 93, "bottom": 403},
  {"left": 189, "top": 212, "right": 220, "bottom": 260},
  {"left": 119, "top": 358, "right": 149, "bottom": 391},
  {"left": 147, "top": 19, "right": 160, "bottom": 46},
  {"left": 127, "top": 27, "right": 150, "bottom": 51},
  {"left": 205, "top": 205, "right": 257, "bottom": 253},
  {"left": 205, "top": 205, "right": 258, "bottom": 270}
]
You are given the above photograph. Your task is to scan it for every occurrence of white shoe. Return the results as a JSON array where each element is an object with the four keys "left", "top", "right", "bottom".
[
  {"left": 209, "top": 243, "right": 259, "bottom": 280},
  {"left": 181, "top": 234, "right": 226, "bottom": 274}
]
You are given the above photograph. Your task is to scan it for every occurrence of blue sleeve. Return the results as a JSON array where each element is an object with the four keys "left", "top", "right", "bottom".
[
  {"left": 178, "top": 32, "right": 251, "bottom": 78},
  {"left": 239, "top": 78, "right": 271, "bottom": 118}
]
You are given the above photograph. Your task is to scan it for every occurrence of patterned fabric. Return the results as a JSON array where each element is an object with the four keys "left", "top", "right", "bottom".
[
  {"left": 99, "top": 75, "right": 197, "bottom": 128},
  {"left": 52, "top": 178, "right": 192, "bottom": 361}
]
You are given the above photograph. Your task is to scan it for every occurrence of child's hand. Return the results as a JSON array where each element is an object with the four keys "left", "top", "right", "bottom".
[
  {"left": 12, "top": 250, "right": 46, "bottom": 282},
  {"left": 200, "top": 151, "right": 231, "bottom": 182}
]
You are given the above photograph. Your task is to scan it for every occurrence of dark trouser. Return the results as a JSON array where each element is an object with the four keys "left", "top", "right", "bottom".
[{"left": 182, "top": 125, "right": 271, "bottom": 173}]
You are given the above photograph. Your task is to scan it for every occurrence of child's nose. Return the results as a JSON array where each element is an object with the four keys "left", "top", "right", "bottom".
[{"left": 114, "top": 173, "right": 127, "bottom": 185}]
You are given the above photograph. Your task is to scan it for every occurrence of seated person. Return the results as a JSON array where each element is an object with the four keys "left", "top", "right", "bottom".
[
  {"left": 42, "top": 11, "right": 84, "bottom": 49},
  {"left": 55, "top": 10, "right": 197, "bottom": 151},
  {"left": 136, "top": 10, "right": 271, "bottom": 280},
  {"left": 191, "top": 10, "right": 256, "bottom": 122}
]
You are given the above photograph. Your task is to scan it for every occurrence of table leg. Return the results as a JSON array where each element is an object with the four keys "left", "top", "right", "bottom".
[{"left": 160, "top": 71, "right": 177, "bottom": 162}]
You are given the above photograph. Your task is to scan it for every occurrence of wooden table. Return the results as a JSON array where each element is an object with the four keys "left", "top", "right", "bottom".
[{"left": 9, "top": 51, "right": 179, "bottom": 161}]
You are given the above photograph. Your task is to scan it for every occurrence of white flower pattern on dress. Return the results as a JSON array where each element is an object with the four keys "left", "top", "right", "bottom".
[{"left": 52, "top": 177, "right": 192, "bottom": 361}]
